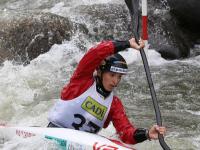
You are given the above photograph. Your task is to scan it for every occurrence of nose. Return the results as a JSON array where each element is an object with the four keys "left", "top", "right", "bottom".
[{"left": 112, "top": 76, "right": 120, "bottom": 86}]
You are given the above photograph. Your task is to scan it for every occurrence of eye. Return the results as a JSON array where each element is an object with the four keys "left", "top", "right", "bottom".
[
  {"left": 109, "top": 72, "right": 115, "bottom": 77},
  {"left": 118, "top": 75, "right": 122, "bottom": 80}
]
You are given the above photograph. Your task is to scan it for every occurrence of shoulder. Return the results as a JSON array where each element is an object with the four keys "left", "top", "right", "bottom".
[
  {"left": 112, "top": 95, "right": 123, "bottom": 104},
  {"left": 111, "top": 95, "right": 125, "bottom": 110},
  {"left": 61, "top": 78, "right": 94, "bottom": 100}
]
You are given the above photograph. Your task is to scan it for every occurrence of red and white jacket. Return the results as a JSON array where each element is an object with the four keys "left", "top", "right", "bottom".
[{"left": 60, "top": 41, "right": 138, "bottom": 144}]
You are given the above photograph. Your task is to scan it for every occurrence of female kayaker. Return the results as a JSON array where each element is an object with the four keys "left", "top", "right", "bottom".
[{"left": 48, "top": 38, "right": 166, "bottom": 144}]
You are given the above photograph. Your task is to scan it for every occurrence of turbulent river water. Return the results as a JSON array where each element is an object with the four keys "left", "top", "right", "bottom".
[{"left": 0, "top": 0, "right": 200, "bottom": 150}]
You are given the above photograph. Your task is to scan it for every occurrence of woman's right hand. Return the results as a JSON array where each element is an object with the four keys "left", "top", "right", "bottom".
[{"left": 148, "top": 125, "right": 166, "bottom": 140}]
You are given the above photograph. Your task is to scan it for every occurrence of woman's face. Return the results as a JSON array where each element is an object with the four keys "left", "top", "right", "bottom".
[{"left": 102, "top": 72, "right": 122, "bottom": 91}]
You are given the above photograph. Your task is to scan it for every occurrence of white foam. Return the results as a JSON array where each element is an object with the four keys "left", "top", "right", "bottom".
[
  {"left": 185, "top": 110, "right": 200, "bottom": 116},
  {"left": 120, "top": 47, "right": 168, "bottom": 66},
  {"left": 0, "top": 41, "right": 82, "bottom": 126}
]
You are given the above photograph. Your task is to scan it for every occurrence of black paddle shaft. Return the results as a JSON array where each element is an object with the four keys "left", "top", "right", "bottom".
[{"left": 125, "top": 0, "right": 171, "bottom": 149}]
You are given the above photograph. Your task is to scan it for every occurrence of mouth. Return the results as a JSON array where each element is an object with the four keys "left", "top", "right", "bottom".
[
  {"left": 103, "top": 83, "right": 117, "bottom": 92},
  {"left": 109, "top": 85, "right": 116, "bottom": 90}
]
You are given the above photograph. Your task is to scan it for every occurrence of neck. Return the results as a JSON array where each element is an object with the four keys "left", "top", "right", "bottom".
[{"left": 96, "top": 76, "right": 111, "bottom": 98}]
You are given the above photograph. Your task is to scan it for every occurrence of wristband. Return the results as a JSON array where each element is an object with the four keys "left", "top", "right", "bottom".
[
  {"left": 112, "top": 40, "right": 130, "bottom": 53},
  {"left": 145, "top": 129, "right": 151, "bottom": 141},
  {"left": 134, "top": 128, "right": 148, "bottom": 143}
]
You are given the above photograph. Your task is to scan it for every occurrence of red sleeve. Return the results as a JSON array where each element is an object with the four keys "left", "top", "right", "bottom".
[
  {"left": 104, "top": 96, "right": 138, "bottom": 144},
  {"left": 61, "top": 41, "right": 115, "bottom": 100}
]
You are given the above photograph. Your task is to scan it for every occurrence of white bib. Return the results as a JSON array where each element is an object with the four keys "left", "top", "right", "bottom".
[{"left": 48, "top": 81, "right": 113, "bottom": 133}]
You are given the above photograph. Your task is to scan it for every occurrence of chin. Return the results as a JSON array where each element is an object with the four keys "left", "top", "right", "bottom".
[{"left": 107, "top": 88, "right": 113, "bottom": 92}]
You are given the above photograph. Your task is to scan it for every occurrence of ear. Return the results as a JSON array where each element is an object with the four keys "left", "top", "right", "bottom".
[{"left": 97, "top": 69, "right": 101, "bottom": 77}]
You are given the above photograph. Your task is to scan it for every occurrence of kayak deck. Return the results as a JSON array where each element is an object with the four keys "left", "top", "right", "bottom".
[{"left": 0, "top": 124, "right": 136, "bottom": 150}]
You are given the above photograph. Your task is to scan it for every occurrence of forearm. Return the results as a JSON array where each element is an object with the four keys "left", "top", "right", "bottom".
[
  {"left": 110, "top": 97, "right": 150, "bottom": 144},
  {"left": 110, "top": 97, "right": 137, "bottom": 144},
  {"left": 112, "top": 40, "right": 130, "bottom": 53}
]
